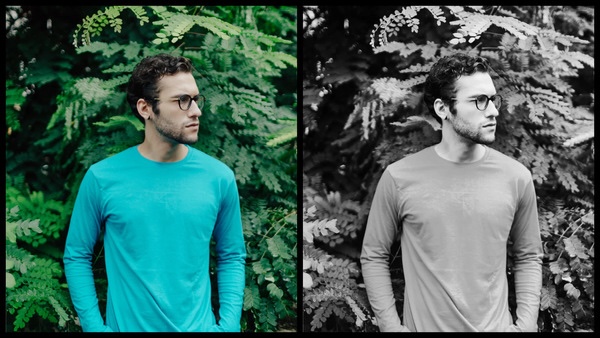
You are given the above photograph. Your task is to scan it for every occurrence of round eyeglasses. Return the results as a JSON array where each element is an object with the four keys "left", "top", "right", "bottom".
[
  {"left": 448, "top": 94, "right": 502, "bottom": 111},
  {"left": 152, "top": 94, "right": 205, "bottom": 111}
]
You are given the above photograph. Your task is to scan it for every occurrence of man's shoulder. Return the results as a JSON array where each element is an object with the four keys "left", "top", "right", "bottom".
[
  {"left": 387, "top": 146, "right": 435, "bottom": 170},
  {"left": 487, "top": 146, "right": 528, "bottom": 167},
  {"left": 487, "top": 147, "right": 532, "bottom": 178},
  {"left": 188, "top": 147, "right": 235, "bottom": 177},
  {"left": 89, "top": 146, "right": 137, "bottom": 170}
]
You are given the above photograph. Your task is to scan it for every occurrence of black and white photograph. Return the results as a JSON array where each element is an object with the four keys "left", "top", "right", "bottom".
[{"left": 302, "top": 5, "right": 594, "bottom": 333}]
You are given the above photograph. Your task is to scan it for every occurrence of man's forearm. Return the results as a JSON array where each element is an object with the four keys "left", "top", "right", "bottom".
[
  {"left": 361, "top": 258, "right": 404, "bottom": 332},
  {"left": 512, "top": 258, "right": 542, "bottom": 332}
]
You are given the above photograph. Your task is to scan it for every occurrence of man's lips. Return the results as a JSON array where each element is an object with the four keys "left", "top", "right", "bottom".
[
  {"left": 483, "top": 123, "right": 496, "bottom": 128},
  {"left": 186, "top": 123, "right": 199, "bottom": 127}
]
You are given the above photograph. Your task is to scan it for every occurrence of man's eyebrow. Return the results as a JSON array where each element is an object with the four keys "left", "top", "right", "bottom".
[
  {"left": 167, "top": 93, "right": 200, "bottom": 98},
  {"left": 464, "top": 93, "right": 496, "bottom": 99}
]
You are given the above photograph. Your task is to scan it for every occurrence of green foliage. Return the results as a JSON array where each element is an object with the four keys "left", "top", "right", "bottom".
[
  {"left": 303, "top": 5, "right": 593, "bottom": 332},
  {"left": 6, "top": 5, "right": 296, "bottom": 332},
  {"left": 73, "top": 6, "right": 150, "bottom": 48},
  {"left": 242, "top": 207, "right": 297, "bottom": 331},
  {"left": 6, "top": 204, "right": 75, "bottom": 332},
  {"left": 5, "top": 79, "right": 26, "bottom": 134},
  {"left": 6, "top": 185, "right": 71, "bottom": 252}
]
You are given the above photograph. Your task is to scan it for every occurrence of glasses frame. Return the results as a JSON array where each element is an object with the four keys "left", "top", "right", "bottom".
[
  {"left": 151, "top": 94, "right": 205, "bottom": 111},
  {"left": 447, "top": 94, "right": 502, "bottom": 111}
]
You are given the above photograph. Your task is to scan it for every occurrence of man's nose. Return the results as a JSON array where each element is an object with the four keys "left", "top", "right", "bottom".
[
  {"left": 485, "top": 102, "right": 499, "bottom": 117},
  {"left": 188, "top": 100, "right": 202, "bottom": 117}
]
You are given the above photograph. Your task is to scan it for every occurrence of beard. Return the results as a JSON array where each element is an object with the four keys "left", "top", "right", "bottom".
[
  {"left": 447, "top": 111, "right": 495, "bottom": 145},
  {"left": 151, "top": 109, "right": 198, "bottom": 145}
]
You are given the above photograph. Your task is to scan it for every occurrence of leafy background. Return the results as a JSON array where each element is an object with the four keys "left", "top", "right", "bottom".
[
  {"left": 302, "top": 6, "right": 594, "bottom": 332},
  {"left": 6, "top": 6, "right": 297, "bottom": 332}
]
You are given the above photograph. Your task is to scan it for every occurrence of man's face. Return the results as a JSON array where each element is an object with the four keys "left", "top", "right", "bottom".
[
  {"left": 150, "top": 72, "right": 202, "bottom": 145},
  {"left": 447, "top": 72, "right": 499, "bottom": 145}
]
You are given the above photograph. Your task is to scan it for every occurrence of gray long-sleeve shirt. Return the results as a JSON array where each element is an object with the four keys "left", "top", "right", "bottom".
[{"left": 360, "top": 146, "right": 542, "bottom": 332}]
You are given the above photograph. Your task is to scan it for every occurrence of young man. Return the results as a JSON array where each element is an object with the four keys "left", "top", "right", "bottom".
[
  {"left": 63, "top": 53, "right": 247, "bottom": 332},
  {"left": 360, "top": 53, "right": 543, "bottom": 332}
]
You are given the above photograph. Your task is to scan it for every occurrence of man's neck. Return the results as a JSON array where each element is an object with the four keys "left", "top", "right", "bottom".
[
  {"left": 137, "top": 139, "right": 188, "bottom": 162},
  {"left": 434, "top": 139, "right": 486, "bottom": 163}
]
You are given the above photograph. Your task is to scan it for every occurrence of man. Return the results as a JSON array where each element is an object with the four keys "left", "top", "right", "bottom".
[
  {"left": 63, "top": 53, "right": 247, "bottom": 332},
  {"left": 360, "top": 53, "right": 543, "bottom": 332}
]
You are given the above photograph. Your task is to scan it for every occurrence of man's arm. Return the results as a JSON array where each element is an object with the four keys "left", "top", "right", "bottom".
[
  {"left": 63, "top": 170, "right": 113, "bottom": 332},
  {"left": 360, "top": 169, "right": 408, "bottom": 332},
  {"left": 212, "top": 175, "right": 247, "bottom": 332},
  {"left": 509, "top": 174, "right": 543, "bottom": 332}
]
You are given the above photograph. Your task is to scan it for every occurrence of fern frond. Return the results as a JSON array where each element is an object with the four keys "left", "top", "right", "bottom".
[
  {"left": 391, "top": 114, "right": 441, "bottom": 132},
  {"left": 303, "top": 217, "right": 339, "bottom": 244},
  {"left": 563, "top": 129, "right": 594, "bottom": 147},
  {"left": 93, "top": 115, "right": 144, "bottom": 132},
  {"left": 266, "top": 123, "right": 296, "bottom": 147},
  {"left": 399, "top": 63, "right": 431, "bottom": 74},
  {"left": 562, "top": 51, "right": 595, "bottom": 69},
  {"left": 73, "top": 6, "right": 149, "bottom": 48},
  {"left": 370, "top": 78, "right": 411, "bottom": 104}
]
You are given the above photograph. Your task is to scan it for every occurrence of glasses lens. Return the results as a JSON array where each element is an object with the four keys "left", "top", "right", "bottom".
[
  {"left": 492, "top": 95, "right": 502, "bottom": 109},
  {"left": 179, "top": 95, "right": 192, "bottom": 110},
  {"left": 476, "top": 95, "right": 489, "bottom": 111},
  {"left": 197, "top": 95, "right": 204, "bottom": 110}
]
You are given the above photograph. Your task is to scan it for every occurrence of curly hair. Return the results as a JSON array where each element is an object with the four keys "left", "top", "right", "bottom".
[
  {"left": 423, "top": 53, "right": 492, "bottom": 125},
  {"left": 126, "top": 53, "right": 195, "bottom": 124}
]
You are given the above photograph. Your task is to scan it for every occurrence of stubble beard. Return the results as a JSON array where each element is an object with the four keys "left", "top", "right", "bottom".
[
  {"left": 448, "top": 112, "right": 495, "bottom": 145},
  {"left": 152, "top": 111, "right": 198, "bottom": 145}
]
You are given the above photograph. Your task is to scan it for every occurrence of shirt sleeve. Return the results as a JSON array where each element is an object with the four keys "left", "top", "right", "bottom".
[
  {"left": 63, "top": 170, "right": 112, "bottom": 332},
  {"left": 212, "top": 175, "right": 247, "bottom": 332},
  {"left": 509, "top": 173, "right": 543, "bottom": 332},
  {"left": 360, "top": 169, "right": 408, "bottom": 332}
]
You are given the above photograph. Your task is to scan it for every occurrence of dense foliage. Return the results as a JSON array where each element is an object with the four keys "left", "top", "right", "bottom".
[
  {"left": 303, "top": 6, "right": 593, "bottom": 332},
  {"left": 6, "top": 6, "right": 297, "bottom": 332}
]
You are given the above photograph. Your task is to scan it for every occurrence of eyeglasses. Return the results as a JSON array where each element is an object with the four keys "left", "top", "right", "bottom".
[
  {"left": 449, "top": 94, "right": 502, "bottom": 111},
  {"left": 152, "top": 94, "right": 205, "bottom": 111}
]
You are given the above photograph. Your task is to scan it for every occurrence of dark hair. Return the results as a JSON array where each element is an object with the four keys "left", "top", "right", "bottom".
[
  {"left": 126, "top": 53, "right": 195, "bottom": 124},
  {"left": 423, "top": 53, "right": 492, "bottom": 125}
]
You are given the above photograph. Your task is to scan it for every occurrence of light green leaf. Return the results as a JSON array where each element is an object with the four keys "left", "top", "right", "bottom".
[
  {"left": 267, "top": 235, "right": 292, "bottom": 259},
  {"left": 266, "top": 282, "right": 284, "bottom": 299},
  {"left": 6, "top": 272, "right": 16, "bottom": 289}
]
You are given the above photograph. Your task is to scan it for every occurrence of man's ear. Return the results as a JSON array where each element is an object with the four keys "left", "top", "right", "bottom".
[
  {"left": 433, "top": 98, "right": 448, "bottom": 121},
  {"left": 137, "top": 98, "right": 152, "bottom": 121}
]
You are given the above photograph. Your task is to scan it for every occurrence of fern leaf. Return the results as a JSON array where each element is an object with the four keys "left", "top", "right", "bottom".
[
  {"left": 391, "top": 114, "right": 441, "bottom": 132},
  {"left": 345, "top": 295, "right": 366, "bottom": 328},
  {"left": 267, "top": 235, "right": 292, "bottom": 260},
  {"left": 399, "top": 63, "right": 431, "bottom": 73},
  {"left": 563, "top": 282, "right": 581, "bottom": 299},
  {"left": 563, "top": 129, "right": 594, "bottom": 147},
  {"left": 251, "top": 258, "right": 272, "bottom": 275},
  {"left": 549, "top": 258, "right": 569, "bottom": 275},
  {"left": 489, "top": 15, "right": 538, "bottom": 40},
  {"left": 93, "top": 115, "right": 144, "bottom": 132},
  {"left": 370, "top": 78, "right": 410, "bottom": 104},
  {"left": 194, "top": 15, "right": 242, "bottom": 40},
  {"left": 504, "top": 90, "right": 528, "bottom": 114},
  {"left": 556, "top": 169, "right": 579, "bottom": 193},
  {"left": 564, "top": 237, "right": 589, "bottom": 260},
  {"left": 243, "top": 283, "right": 261, "bottom": 310},
  {"left": 540, "top": 285, "right": 558, "bottom": 310},
  {"left": 266, "top": 282, "right": 284, "bottom": 299},
  {"left": 266, "top": 123, "right": 297, "bottom": 147},
  {"left": 565, "top": 51, "right": 594, "bottom": 68}
]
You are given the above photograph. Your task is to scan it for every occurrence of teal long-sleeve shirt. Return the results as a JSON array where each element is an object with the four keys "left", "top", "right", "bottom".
[
  {"left": 63, "top": 145, "right": 246, "bottom": 332},
  {"left": 361, "top": 146, "right": 542, "bottom": 332}
]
